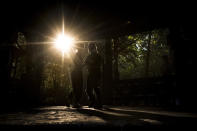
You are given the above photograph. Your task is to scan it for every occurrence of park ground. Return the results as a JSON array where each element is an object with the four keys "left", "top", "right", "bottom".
[{"left": 1, "top": 105, "right": 197, "bottom": 130}]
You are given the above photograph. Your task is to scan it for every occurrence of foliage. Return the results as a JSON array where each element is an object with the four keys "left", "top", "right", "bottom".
[
  {"left": 10, "top": 32, "right": 27, "bottom": 79},
  {"left": 115, "top": 28, "right": 172, "bottom": 79},
  {"left": 40, "top": 50, "right": 72, "bottom": 105},
  {"left": 9, "top": 33, "right": 73, "bottom": 105}
]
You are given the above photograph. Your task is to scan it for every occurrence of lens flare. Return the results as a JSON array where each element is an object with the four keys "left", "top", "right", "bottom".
[{"left": 55, "top": 34, "right": 75, "bottom": 54}]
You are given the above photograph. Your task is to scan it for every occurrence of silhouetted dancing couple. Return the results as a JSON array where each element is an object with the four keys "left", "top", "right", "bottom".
[{"left": 71, "top": 43, "right": 102, "bottom": 109}]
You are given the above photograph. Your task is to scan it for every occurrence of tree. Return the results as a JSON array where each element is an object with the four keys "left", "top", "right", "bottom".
[
  {"left": 10, "top": 32, "right": 27, "bottom": 79},
  {"left": 114, "top": 28, "right": 172, "bottom": 80}
]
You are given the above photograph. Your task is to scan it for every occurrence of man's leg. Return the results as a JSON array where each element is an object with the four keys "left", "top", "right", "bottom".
[
  {"left": 87, "top": 78, "right": 95, "bottom": 107},
  {"left": 94, "top": 86, "right": 102, "bottom": 108}
]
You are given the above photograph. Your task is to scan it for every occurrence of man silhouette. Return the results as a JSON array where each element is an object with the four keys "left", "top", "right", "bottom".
[{"left": 84, "top": 43, "right": 102, "bottom": 108}]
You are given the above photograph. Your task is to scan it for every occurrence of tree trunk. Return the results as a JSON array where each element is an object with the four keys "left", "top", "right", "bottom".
[
  {"left": 145, "top": 32, "right": 151, "bottom": 77},
  {"left": 113, "top": 39, "right": 119, "bottom": 81}
]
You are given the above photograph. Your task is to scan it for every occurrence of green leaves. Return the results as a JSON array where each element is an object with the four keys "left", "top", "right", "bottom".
[
  {"left": 116, "top": 28, "right": 170, "bottom": 79},
  {"left": 128, "top": 35, "right": 133, "bottom": 40},
  {"left": 17, "top": 32, "right": 27, "bottom": 50}
]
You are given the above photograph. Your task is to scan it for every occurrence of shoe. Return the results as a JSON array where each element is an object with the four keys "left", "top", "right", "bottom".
[
  {"left": 66, "top": 103, "right": 70, "bottom": 107},
  {"left": 73, "top": 103, "right": 81, "bottom": 108},
  {"left": 88, "top": 102, "right": 94, "bottom": 108},
  {"left": 94, "top": 104, "right": 103, "bottom": 109}
]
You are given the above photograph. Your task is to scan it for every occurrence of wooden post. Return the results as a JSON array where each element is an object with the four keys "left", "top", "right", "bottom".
[{"left": 102, "top": 39, "right": 113, "bottom": 104}]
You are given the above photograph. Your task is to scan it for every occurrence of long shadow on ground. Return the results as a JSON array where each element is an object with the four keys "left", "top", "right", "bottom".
[{"left": 76, "top": 106, "right": 197, "bottom": 129}]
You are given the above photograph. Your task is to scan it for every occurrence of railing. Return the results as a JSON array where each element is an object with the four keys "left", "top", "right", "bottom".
[{"left": 112, "top": 75, "right": 176, "bottom": 106}]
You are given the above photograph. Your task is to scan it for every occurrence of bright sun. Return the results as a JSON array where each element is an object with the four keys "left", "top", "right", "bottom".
[{"left": 55, "top": 34, "right": 75, "bottom": 54}]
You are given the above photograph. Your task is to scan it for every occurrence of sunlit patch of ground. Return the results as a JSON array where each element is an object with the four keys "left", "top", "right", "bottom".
[
  {"left": 139, "top": 119, "right": 162, "bottom": 125},
  {"left": 0, "top": 106, "right": 106, "bottom": 126}
]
